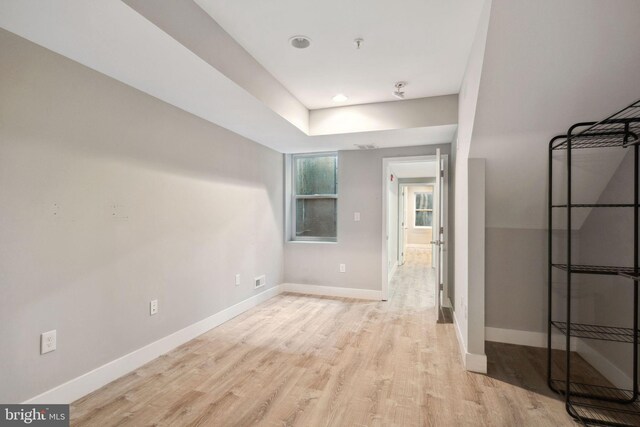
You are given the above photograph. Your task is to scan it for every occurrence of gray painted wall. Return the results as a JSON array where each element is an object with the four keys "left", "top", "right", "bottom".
[
  {"left": 0, "top": 30, "right": 284, "bottom": 402},
  {"left": 284, "top": 144, "right": 452, "bottom": 291},
  {"left": 471, "top": 0, "right": 640, "bottom": 340},
  {"left": 578, "top": 150, "right": 637, "bottom": 386},
  {"left": 485, "top": 228, "right": 578, "bottom": 333}
]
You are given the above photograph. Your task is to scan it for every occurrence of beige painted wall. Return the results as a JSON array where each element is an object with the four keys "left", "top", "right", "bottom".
[{"left": 0, "top": 30, "right": 284, "bottom": 403}]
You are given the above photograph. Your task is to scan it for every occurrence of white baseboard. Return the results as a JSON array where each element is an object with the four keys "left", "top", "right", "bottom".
[
  {"left": 388, "top": 261, "right": 398, "bottom": 281},
  {"left": 485, "top": 326, "right": 577, "bottom": 351},
  {"left": 453, "top": 311, "right": 487, "bottom": 374},
  {"left": 575, "top": 339, "right": 632, "bottom": 390},
  {"left": 453, "top": 311, "right": 465, "bottom": 359},
  {"left": 281, "top": 283, "right": 382, "bottom": 301},
  {"left": 23, "top": 285, "right": 283, "bottom": 404},
  {"left": 465, "top": 352, "right": 488, "bottom": 374}
]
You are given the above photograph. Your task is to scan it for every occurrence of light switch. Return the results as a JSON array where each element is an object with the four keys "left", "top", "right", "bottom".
[{"left": 354, "top": 212, "right": 361, "bottom": 221}]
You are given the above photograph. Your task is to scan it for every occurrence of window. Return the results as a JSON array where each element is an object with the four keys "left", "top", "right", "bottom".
[
  {"left": 292, "top": 153, "right": 338, "bottom": 241},
  {"left": 414, "top": 190, "right": 433, "bottom": 228}
]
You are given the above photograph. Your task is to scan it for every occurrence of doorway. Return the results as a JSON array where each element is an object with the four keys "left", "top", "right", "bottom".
[
  {"left": 399, "top": 183, "right": 435, "bottom": 268},
  {"left": 381, "top": 154, "right": 449, "bottom": 317}
]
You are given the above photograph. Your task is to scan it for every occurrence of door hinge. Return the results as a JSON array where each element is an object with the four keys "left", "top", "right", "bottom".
[
  {"left": 440, "top": 227, "right": 444, "bottom": 234},
  {"left": 440, "top": 169, "right": 444, "bottom": 178},
  {"left": 439, "top": 283, "right": 444, "bottom": 291}
]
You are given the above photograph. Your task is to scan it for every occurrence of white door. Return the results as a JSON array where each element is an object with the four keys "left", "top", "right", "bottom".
[
  {"left": 398, "top": 186, "right": 408, "bottom": 265},
  {"left": 431, "top": 149, "right": 443, "bottom": 312},
  {"left": 439, "top": 155, "right": 449, "bottom": 307}
]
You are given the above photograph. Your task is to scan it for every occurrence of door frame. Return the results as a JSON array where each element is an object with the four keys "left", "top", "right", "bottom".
[
  {"left": 398, "top": 184, "right": 407, "bottom": 266},
  {"left": 381, "top": 155, "right": 449, "bottom": 301}
]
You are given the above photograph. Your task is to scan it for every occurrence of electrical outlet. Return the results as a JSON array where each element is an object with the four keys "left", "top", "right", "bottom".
[
  {"left": 339, "top": 264, "right": 346, "bottom": 273},
  {"left": 41, "top": 330, "right": 56, "bottom": 354},
  {"left": 254, "top": 275, "right": 266, "bottom": 289},
  {"left": 150, "top": 299, "right": 158, "bottom": 316},
  {"left": 235, "top": 274, "right": 241, "bottom": 286},
  {"left": 354, "top": 212, "right": 361, "bottom": 221}
]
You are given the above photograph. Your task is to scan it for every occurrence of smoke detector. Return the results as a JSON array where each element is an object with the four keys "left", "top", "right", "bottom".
[
  {"left": 393, "top": 81, "right": 407, "bottom": 99},
  {"left": 289, "top": 35, "right": 311, "bottom": 49}
]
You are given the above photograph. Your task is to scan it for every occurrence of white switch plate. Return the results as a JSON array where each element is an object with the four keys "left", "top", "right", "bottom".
[
  {"left": 339, "top": 264, "right": 346, "bottom": 273},
  {"left": 150, "top": 299, "right": 158, "bottom": 316},
  {"left": 41, "top": 330, "right": 56, "bottom": 354},
  {"left": 354, "top": 212, "right": 361, "bottom": 221},
  {"left": 235, "top": 274, "right": 241, "bottom": 286}
]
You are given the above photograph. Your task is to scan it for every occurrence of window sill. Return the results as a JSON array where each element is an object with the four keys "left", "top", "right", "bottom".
[{"left": 287, "top": 240, "right": 337, "bottom": 245}]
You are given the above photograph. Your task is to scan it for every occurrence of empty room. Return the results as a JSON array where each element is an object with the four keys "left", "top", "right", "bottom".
[{"left": 1, "top": 1, "right": 640, "bottom": 426}]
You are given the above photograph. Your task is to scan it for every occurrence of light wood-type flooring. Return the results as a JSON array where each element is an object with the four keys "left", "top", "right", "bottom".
[{"left": 71, "top": 249, "right": 593, "bottom": 426}]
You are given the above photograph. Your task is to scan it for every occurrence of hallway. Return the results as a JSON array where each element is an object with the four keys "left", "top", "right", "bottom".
[{"left": 389, "top": 246, "right": 435, "bottom": 308}]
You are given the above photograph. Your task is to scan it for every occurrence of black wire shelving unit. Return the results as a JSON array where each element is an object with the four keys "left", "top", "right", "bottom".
[{"left": 547, "top": 99, "right": 640, "bottom": 426}]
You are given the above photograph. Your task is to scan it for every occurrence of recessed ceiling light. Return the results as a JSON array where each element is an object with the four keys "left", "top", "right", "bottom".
[
  {"left": 289, "top": 35, "right": 311, "bottom": 49},
  {"left": 332, "top": 94, "right": 348, "bottom": 102}
]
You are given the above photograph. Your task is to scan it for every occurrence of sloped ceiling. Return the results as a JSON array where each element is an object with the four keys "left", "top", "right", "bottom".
[{"left": 470, "top": 0, "right": 640, "bottom": 230}]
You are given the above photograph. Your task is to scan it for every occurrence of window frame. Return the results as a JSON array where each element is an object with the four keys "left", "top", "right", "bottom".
[
  {"left": 414, "top": 189, "right": 433, "bottom": 229},
  {"left": 291, "top": 152, "right": 338, "bottom": 242}
]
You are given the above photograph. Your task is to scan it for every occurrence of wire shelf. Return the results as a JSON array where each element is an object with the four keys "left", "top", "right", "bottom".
[
  {"left": 620, "top": 273, "right": 640, "bottom": 282},
  {"left": 550, "top": 380, "right": 635, "bottom": 403},
  {"left": 552, "top": 204, "right": 637, "bottom": 208},
  {"left": 552, "top": 100, "right": 640, "bottom": 150},
  {"left": 552, "top": 264, "right": 637, "bottom": 276},
  {"left": 549, "top": 381, "right": 638, "bottom": 425},
  {"left": 551, "top": 321, "right": 640, "bottom": 343},
  {"left": 553, "top": 130, "right": 639, "bottom": 150},
  {"left": 568, "top": 398, "right": 640, "bottom": 427},
  {"left": 548, "top": 99, "right": 640, "bottom": 426}
]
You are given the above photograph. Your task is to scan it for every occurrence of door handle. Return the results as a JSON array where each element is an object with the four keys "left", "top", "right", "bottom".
[{"left": 430, "top": 240, "right": 441, "bottom": 245}]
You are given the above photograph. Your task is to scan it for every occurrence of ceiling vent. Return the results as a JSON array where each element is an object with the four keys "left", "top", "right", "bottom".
[
  {"left": 355, "top": 144, "right": 377, "bottom": 150},
  {"left": 289, "top": 36, "right": 311, "bottom": 49}
]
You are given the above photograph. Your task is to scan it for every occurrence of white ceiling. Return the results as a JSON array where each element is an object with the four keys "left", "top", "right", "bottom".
[
  {"left": 0, "top": 0, "right": 459, "bottom": 154},
  {"left": 391, "top": 161, "right": 437, "bottom": 179},
  {"left": 196, "top": 0, "right": 484, "bottom": 109}
]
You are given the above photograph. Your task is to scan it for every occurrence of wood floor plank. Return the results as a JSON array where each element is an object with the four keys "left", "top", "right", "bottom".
[{"left": 71, "top": 249, "right": 588, "bottom": 426}]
